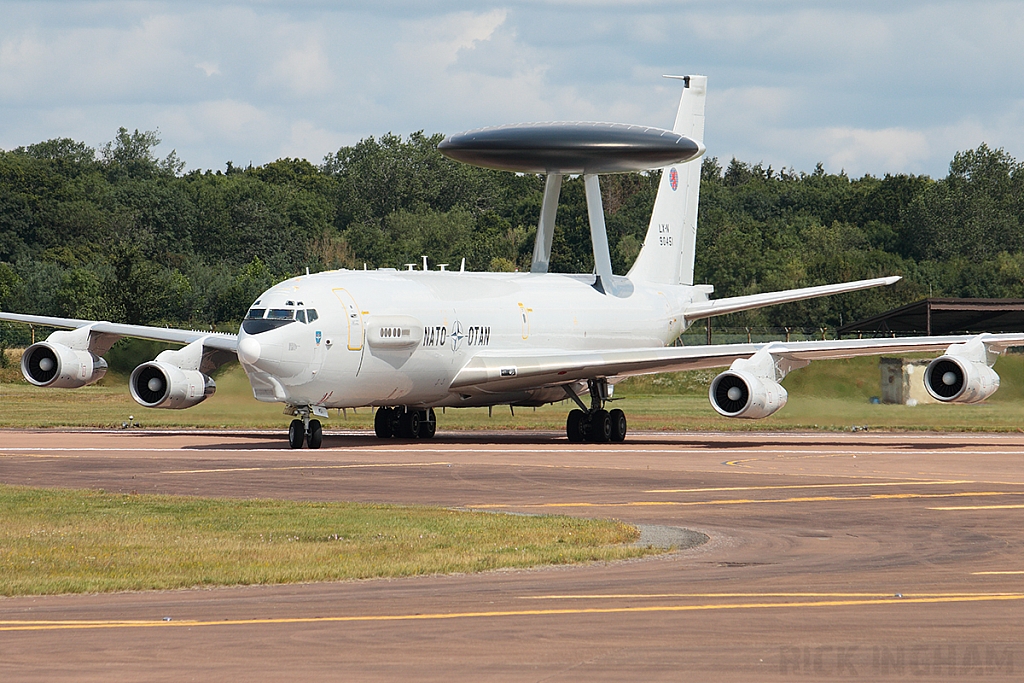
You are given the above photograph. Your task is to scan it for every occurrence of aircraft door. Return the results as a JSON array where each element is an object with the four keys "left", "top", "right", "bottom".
[{"left": 332, "top": 288, "right": 364, "bottom": 351}]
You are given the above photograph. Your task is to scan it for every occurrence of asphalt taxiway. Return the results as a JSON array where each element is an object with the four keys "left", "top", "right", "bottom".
[{"left": 2, "top": 429, "right": 1023, "bottom": 681}]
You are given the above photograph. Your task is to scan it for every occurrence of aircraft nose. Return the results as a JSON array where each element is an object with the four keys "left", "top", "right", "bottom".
[{"left": 237, "top": 337, "right": 261, "bottom": 365}]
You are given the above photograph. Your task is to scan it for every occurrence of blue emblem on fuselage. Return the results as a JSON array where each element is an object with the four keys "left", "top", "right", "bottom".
[
  {"left": 450, "top": 320, "right": 465, "bottom": 351},
  {"left": 315, "top": 330, "right": 322, "bottom": 345}
]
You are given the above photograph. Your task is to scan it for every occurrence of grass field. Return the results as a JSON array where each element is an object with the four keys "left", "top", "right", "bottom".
[
  {"left": 1, "top": 348, "right": 1023, "bottom": 432},
  {"left": 0, "top": 484, "right": 656, "bottom": 596}
]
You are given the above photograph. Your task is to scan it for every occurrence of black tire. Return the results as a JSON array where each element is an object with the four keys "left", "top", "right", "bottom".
[
  {"left": 398, "top": 409, "right": 420, "bottom": 439},
  {"left": 374, "top": 407, "right": 394, "bottom": 438},
  {"left": 566, "top": 409, "right": 586, "bottom": 442},
  {"left": 609, "top": 408, "right": 627, "bottom": 442},
  {"left": 420, "top": 409, "right": 436, "bottom": 439},
  {"left": 288, "top": 419, "right": 305, "bottom": 449},
  {"left": 307, "top": 419, "right": 323, "bottom": 449},
  {"left": 590, "top": 409, "right": 612, "bottom": 443}
]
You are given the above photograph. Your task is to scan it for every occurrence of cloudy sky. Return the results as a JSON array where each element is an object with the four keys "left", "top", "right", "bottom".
[{"left": 1, "top": 1, "right": 1021, "bottom": 178}]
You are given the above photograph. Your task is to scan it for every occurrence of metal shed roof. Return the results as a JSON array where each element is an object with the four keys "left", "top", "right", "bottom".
[{"left": 837, "top": 298, "right": 1024, "bottom": 336}]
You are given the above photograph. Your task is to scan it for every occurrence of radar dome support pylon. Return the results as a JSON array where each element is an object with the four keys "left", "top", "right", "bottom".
[{"left": 530, "top": 173, "right": 562, "bottom": 274}]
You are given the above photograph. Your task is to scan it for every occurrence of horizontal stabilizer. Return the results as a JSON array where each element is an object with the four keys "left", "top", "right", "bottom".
[{"left": 683, "top": 276, "right": 901, "bottom": 321}]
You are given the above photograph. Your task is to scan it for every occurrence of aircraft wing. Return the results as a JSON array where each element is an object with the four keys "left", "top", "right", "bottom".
[
  {"left": 683, "top": 276, "right": 902, "bottom": 321},
  {"left": 0, "top": 312, "right": 238, "bottom": 353},
  {"left": 450, "top": 333, "right": 1024, "bottom": 393}
]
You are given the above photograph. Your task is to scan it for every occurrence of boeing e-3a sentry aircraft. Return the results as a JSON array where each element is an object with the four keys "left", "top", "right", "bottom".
[{"left": 1, "top": 76, "right": 1022, "bottom": 448}]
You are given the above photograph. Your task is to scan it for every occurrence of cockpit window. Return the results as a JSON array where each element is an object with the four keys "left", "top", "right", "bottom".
[
  {"left": 267, "top": 309, "right": 295, "bottom": 320},
  {"left": 307, "top": 309, "right": 319, "bottom": 323},
  {"left": 296, "top": 310, "right": 307, "bottom": 324},
  {"left": 245, "top": 308, "right": 266, "bottom": 320}
]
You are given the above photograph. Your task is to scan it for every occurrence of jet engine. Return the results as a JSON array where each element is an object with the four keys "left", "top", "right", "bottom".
[
  {"left": 129, "top": 361, "right": 216, "bottom": 409},
  {"left": 924, "top": 355, "right": 999, "bottom": 404},
  {"left": 709, "top": 369, "right": 788, "bottom": 419},
  {"left": 21, "top": 342, "right": 108, "bottom": 388}
]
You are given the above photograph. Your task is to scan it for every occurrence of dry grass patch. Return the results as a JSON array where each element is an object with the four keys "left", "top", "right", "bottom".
[{"left": 0, "top": 484, "right": 656, "bottom": 596}]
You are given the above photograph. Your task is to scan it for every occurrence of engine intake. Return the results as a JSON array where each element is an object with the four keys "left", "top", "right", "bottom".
[
  {"left": 709, "top": 369, "right": 788, "bottom": 419},
  {"left": 924, "top": 355, "right": 999, "bottom": 404},
  {"left": 130, "top": 361, "right": 216, "bottom": 409},
  {"left": 21, "top": 342, "right": 107, "bottom": 388}
]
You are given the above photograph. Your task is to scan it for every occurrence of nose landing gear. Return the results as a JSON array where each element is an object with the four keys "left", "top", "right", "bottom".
[
  {"left": 287, "top": 407, "right": 323, "bottom": 449},
  {"left": 564, "top": 379, "right": 626, "bottom": 443},
  {"left": 374, "top": 407, "right": 437, "bottom": 439}
]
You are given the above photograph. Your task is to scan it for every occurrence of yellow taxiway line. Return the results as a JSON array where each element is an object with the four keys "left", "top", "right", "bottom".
[
  {"left": 3, "top": 593, "right": 1023, "bottom": 632},
  {"left": 645, "top": 480, "right": 973, "bottom": 494},
  {"left": 517, "top": 592, "right": 1021, "bottom": 600},
  {"left": 160, "top": 462, "right": 452, "bottom": 474},
  {"left": 930, "top": 504, "right": 1024, "bottom": 511},
  {"left": 470, "top": 491, "right": 1022, "bottom": 509}
]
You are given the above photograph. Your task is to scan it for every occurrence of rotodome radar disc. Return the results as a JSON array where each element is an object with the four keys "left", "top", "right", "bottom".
[{"left": 438, "top": 122, "right": 704, "bottom": 174}]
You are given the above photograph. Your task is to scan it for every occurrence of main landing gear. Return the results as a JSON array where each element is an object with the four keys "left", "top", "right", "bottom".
[
  {"left": 374, "top": 407, "right": 437, "bottom": 439},
  {"left": 288, "top": 408, "right": 323, "bottom": 449},
  {"left": 564, "top": 379, "right": 626, "bottom": 443}
]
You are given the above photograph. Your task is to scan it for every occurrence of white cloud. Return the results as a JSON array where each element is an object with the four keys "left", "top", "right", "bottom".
[
  {"left": 794, "top": 126, "right": 932, "bottom": 176},
  {"left": 195, "top": 62, "right": 220, "bottom": 78},
  {"left": 1, "top": 1, "right": 1023, "bottom": 176},
  {"left": 192, "top": 100, "right": 273, "bottom": 144},
  {"left": 269, "top": 41, "right": 333, "bottom": 97},
  {"left": 399, "top": 8, "right": 508, "bottom": 70},
  {"left": 280, "top": 120, "right": 348, "bottom": 163}
]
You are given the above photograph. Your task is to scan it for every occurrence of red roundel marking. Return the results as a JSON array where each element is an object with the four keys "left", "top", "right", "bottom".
[{"left": 669, "top": 168, "right": 679, "bottom": 191}]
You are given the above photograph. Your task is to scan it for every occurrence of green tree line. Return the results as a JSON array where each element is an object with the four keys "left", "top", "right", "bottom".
[{"left": 2, "top": 127, "right": 1023, "bottom": 342}]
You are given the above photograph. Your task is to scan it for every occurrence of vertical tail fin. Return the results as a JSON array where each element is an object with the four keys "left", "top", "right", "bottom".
[{"left": 627, "top": 75, "right": 706, "bottom": 285}]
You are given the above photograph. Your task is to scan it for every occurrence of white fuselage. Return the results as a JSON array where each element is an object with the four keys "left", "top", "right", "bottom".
[{"left": 237, "top": 269, "right": 703, "bottom": 410}]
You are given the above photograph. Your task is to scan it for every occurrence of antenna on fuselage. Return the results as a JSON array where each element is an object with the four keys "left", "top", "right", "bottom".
[
  {"left": 460, "top": 258, "right": 466, "bottom": 272},
  {"left": 422, "top": 255, "right": 428, "bottom": 271}
]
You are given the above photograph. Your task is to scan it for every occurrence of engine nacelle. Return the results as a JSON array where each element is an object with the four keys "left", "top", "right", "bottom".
[
  {"left": 709, "top": 369, "right": 788, "bottom": 419},
  {"left": 924, "top": 355, "right": 1000, "bottom": 404},
  {"left": 129, "top": 361, "right": 216, "bottom": 409},
  {"left": 21, "top": 342, "right": 108, "bottom": 388}
]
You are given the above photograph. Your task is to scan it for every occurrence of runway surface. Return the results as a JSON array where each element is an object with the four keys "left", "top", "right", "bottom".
[{"left": 2, "top": 428, "right": 1023, "bottom": 681}]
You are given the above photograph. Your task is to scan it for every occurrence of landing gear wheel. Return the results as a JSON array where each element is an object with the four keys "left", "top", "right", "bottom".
[
  {"left": 398, "top": 410, "right": 421, "bottom": 439},
  {"left": 566, "top": 409, "right": 586, "bottom": 442},
  {"left": 609, "top": 408, "right": 627, "bottom": 442},
  {"left": 374, "top": 407, "right": 395, "bottom": 438},
  {"left": 590, "top": 409, "right": 612, "bottom": 443},
  {"left": 288, "top": 419, "right": 305, "bottom": 449},
  {"left": 307, "top": 419, "right": 323, "bottom": 449},
  {"left": 419, "top": 409, "right": 436, "bottom": 439}
]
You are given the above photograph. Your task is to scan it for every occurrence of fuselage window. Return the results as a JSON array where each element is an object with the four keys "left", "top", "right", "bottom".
[
  {"left": 267, "top": 309, "right": 295, "bottom": 320},
  {"left": 296, "top": 310, "right": 307, "bottom": 324},
  {"left": 307, "top": 309, "right": 319, "bottom": 323},
  {"left": 245, "top": 308, "right": 266, "bottom": 320}
]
